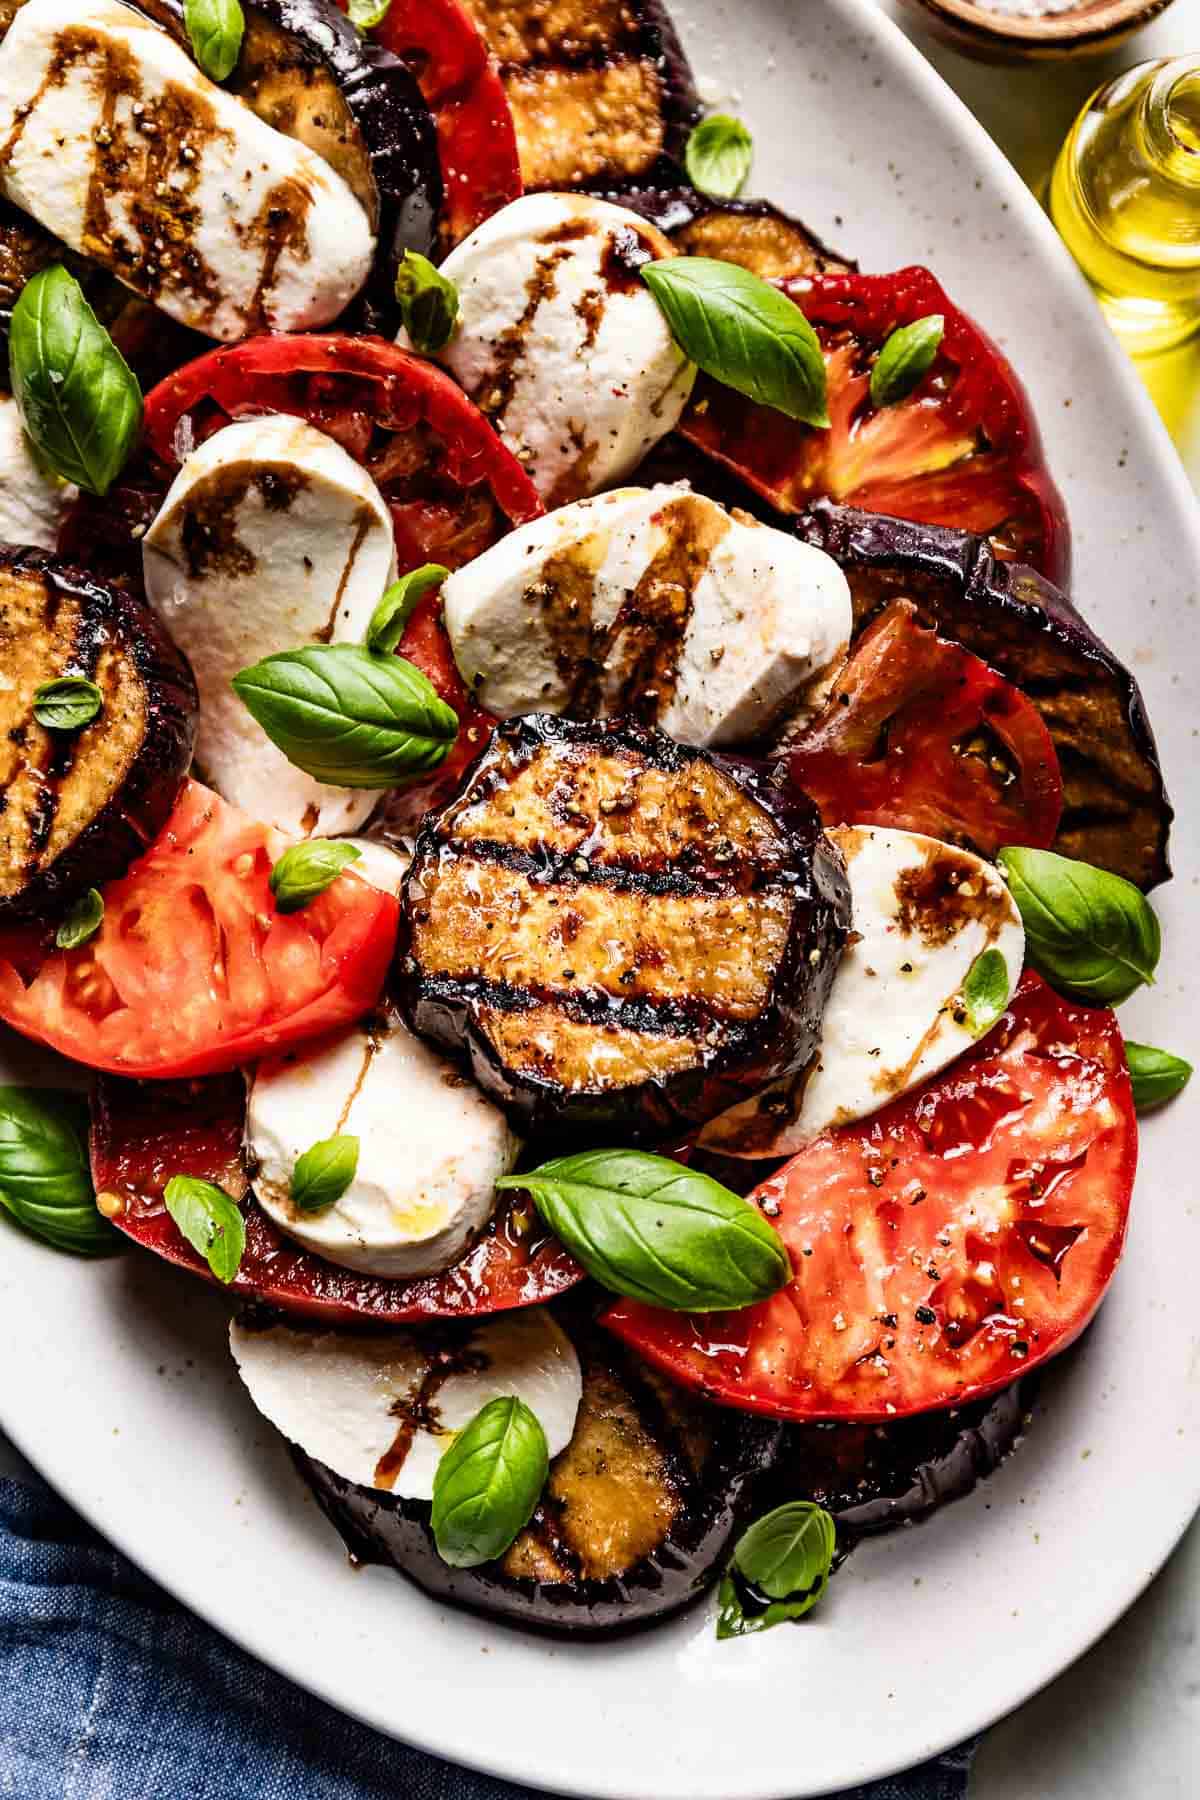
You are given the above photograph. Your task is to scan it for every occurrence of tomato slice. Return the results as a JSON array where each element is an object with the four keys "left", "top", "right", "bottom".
[
  {"left": 605, "top": 972, "right": 1136, "bottom": 1422},
  {"left": 142, "top": 334, "right": 540, "bottom": 556},
  {"left": 0, "top": 782, "right": 398, "bottom": 1079},
  {"left": 788, "top": 600, "right": 1062, "bottom": 855},
  {"left": 90, "top": 1072, "right": 584, "bottom": 1324},
  {"left": 371, "top": 0, "right": 522, "bottom": 243},
  {"left": 681, "top": 267, "right": 1070, "bottom": 586}
]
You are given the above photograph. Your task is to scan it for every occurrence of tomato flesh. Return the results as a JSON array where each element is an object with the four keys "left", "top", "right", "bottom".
[
  {"left": 605, "top": 973, "right": 1136, "bottom": 1422},
  {"left": 681, "top": 267, "right": 1070, "bottom": 586},
  {"left": 0, "top": 782, "right": 398, "bottom": 1079},
  {"left": 90, "top": 1072, "right": 584, "bottom": 1324},
  {"left": 788, "top": 599, "right": 1063, "bottom": 855},
  {"left": 371, "top": 0, "right": 523, "bottom": 243}
]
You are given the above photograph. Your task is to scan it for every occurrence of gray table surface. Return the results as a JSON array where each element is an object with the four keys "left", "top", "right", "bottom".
[
  {"left": 4, "top": 6, "right": 1200, "bottom": 1795},
  {"left": 877, "top": 4, "right": 1200, "bottom": 1796}
]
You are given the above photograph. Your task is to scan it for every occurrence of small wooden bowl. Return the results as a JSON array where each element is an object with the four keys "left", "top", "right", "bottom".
[{"left": 902, "top": 0, "right": 1177, "bottom": 60}]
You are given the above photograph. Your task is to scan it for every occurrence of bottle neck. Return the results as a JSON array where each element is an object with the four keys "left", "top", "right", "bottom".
[{"left": 1139, "top": 59, "right": 1200, "bottom": 195}]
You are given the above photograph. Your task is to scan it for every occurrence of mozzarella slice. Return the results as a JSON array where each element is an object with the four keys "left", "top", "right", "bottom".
[
  {"left": 417, "top": 192, "right": 696, "bottom": 504},
  {"left": 246, "top": 1013, "right": 521, "bottom": 1279},
  {"left": 0, "top": 0, "right": 374, "bottom": 340},
  {"left": 0, "top": 393, "right": 75, "bottom": 548},
  {"left": 143, "top": 414, "right": 396, "bottom": 837},
  {"left": 443, "top": 483, "right": 852, "bottom": 747},
  {"left": 230, "top": 1309, "right": 582, "bottom": 1502},
  {"left": 700, "top": 825, "right": 1025, "bottom": 1156},
  {"left": 340, "top": 838, "right": 410, "bottom": 899}
]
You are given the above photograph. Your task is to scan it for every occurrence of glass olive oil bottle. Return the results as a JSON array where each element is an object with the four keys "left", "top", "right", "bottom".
[{"left": 1049, "top": 57, "right": 1200, "bottom": 355}]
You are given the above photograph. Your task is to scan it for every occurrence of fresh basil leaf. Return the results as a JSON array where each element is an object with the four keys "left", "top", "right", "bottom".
[
  {"left": 395, "top": 251, "right": 460, "bottom": 354},
  {"left": 431, "top": 1396, "right": 548, "bottom": 1569},
  {"left": 996, "top": 846, "right": 1160, "bottom": 1006},
  {"left": 9, "top": 265, "right": 142, "bottom": 497},
  {"left": 184, "top": 0, "right": 245, "bottom": 81},
  {"left": 231, "top": 644, "right": 459, "bottom": 789},
  {"left": 291, "top": 1134, "right": 360, "bottom": 1214},
  {"left": 869, "top": 313, "right": 945, "bottom": 408},
  {"left": 346, "top": 0, "right": 391, "bottom": 28},
  {"left": 32, "top": 676, "right": 102, "bottom": 731},
  {"left": 55, "top": 888, "right": 104, "bottom": 950},
  {"left": 0, "top": 1087, "right": 120, "bottom": 1257},
  {"left": 684, "top": 114, "right": 754, "bottom": 199},
  {"left": 641, "top": 258, "right": 828, "bottom": 428},
  {"left": 1125, "top": 1042, "right": 1192, "bottom": 1110},
  {"left": 366, "top": 564, "right": 449, "bottom": 656},
  {"left": 269, "top": 840, "right": 362, "bottom": 915},
  {"left": 961, "top": 946, "right": 1009, "bottom": 1039},
  {"left": 716, "top": 1501, "right": 836, "bottom": 1640},
  {"left": 163, "top": 1175, "right": 245, "bottom": 1285},
  {"left": 497, "top": 1149, "right": 790, "bottom": 1311}
]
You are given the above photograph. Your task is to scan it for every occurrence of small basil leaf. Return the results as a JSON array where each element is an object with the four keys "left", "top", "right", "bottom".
[
  {"left": 684, "top": 114, "right": 754, "bottom": 199},
  {"left": 184, "top": 0, "right": 245, "bottom": 81},
  {"left": 996, "top": 846, "right": 1160, "bottom": 1006},
  {"left": 869, "top": 313, "right": 945, "bottom": 408},
  {"left": 641, "top": 258, "right": 829, "bottom": 428},
  {"left": 291, "top": 1134, "right": 360, "bottom": 1214},
  {"left": 961, "top": 946, "right": 1009, "bottom": 1039},
  {"left": 366, "top": 564, "right": 449, "bottom": 656},
  {"left": 163, "top": 1175, "right": 245, "bottom": 1285},
  {"left": 55, "top": 888, "right": 104, "bottom": 950},
  {"left": 0, "top": 1087, "right": 120, "bottom": 1258},
  {"left": 9, "top": 266, "right": 142, "bottom": 496},
  {"left": 269, "top": 840, "right": 362, "bottom": 915},
  {"left": 717, "top": 1502, "right": 837, "bottom": 1641},
  {"left": 346, "top": 0, "right": 391, "bottom": 29},
  {"left": 231, "top": 644, "right": 459, "bottom": 789},
  {"left": 1125, "top": 1042, "right": 1192, "bottom": 1111},
  {"left": 32, "top": 676, "right": 102, "bottom": 731},
  {"left": 395, "top": 251, "right": 460, "bottom": 354},
  {"left": 497, "top": 1149, "right": 790, "bottom": 1311},
  {"left": 431, "top": 1396, "right": 548, "bottom": 1569}
]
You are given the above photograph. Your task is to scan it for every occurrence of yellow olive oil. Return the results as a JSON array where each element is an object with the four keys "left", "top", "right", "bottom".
[{"left": 1050, "top": 58, "right": 1200, "bottom": 354}]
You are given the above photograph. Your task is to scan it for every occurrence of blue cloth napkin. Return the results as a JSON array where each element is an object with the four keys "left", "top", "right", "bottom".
[{"left": 0, "top": 1464, "right": 976, "bottom": 1800}]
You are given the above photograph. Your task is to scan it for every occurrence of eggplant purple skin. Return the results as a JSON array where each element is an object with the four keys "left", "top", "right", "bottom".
[
  {"left": 630, "top": 0, "right": 704, "bottom": 163},
  {"left": 0, "top": 546, "right": 197, "bottom": 923},
  {"left": 133, "top": 0, "right": 441, "bottom": 311},
  {"left": 393, "top": 713, "right": 853, "bottom": 1144},
  {"left": 795, "top": 501, "right": 1172, "bottom": 891}
]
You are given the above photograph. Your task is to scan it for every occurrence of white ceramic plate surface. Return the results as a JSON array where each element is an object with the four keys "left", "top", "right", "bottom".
[{"left": 3, "top": 2, "right": 1199, "bottom": 1795}]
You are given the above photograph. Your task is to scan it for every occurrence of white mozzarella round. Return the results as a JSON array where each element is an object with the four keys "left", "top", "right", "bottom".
[
  {"left": 701, "top": 825, "right": 1025, "bottom": 1156},
  {"left": 340, "top": 838, "right": 410, "bottom": 898},
  {"left": 230, "top": 1308, "right": 582, "bottom": 1502},
  {"left": 0, "top": 0, "right": 374, "bottom": 340},
  {"left": 420, "top": 192, "right": 696, "bottom": 504},
  {"left": 443, "top": 483, "right": 852, "bottom": 747},
  {"left": 0, "top": 393, "right": 75, "bottom": 548},
  {"left": 143, "top": 415, "right": 396, "bottom": 837},
  {"left": 246, "top": 1014, "right": 521, "bottom": 1278}
]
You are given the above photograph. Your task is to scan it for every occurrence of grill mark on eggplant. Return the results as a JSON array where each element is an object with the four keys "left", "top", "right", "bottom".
[
  {"left": 412, "top": 969, "right": 761, "bottom": 1042},
  {"left": 435, "top": 832, "right": 746, "bottom": 897}
]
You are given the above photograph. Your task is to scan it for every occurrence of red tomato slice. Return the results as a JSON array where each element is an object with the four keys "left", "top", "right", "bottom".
[
  {"left": 681, "top": 267, "right": 1070, "bottom": 586},
  {"left": 142, "top": 334, "right": 541, "bottom": 555},
  {"left": 371, "top": 0, "right": 522, "bottom": 242},
  {"left": 605, "top": 973, "right": 1136, "bottom": 1422},
  {"left": 0, "top": 782, "right": 397, "bottom": 1079},
  {"left": 788, "top": 600, "right": 1063, "bottom": 855},
  {"left": 90, "top": 1072, "right": 584, "bottom": 1323}
]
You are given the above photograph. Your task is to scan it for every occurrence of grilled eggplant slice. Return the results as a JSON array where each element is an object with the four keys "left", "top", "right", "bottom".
[
  {"left": 396, "top": 714, "right": 851, "bottom": 1139},
  {"left": 766, "top": 1381, "right": 1032, "bottom": 1541},
  {"left": 134, "top": 0, "right": 441, "bottom": 286},
  {"left": 0, "top": 548, "right": 196, "bottom": 922},
  {"left": 467, "top": 0, "right": 700, "bottom": 190},
  {"left": 798, "top": 502, "right": 1172, "bottom": 890},
  {"left": 608, "top": 173, "right": 853, "bottom": 279},
  {"left": 296, "top": 1313, "right": 782, "bottom": 1636}
]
